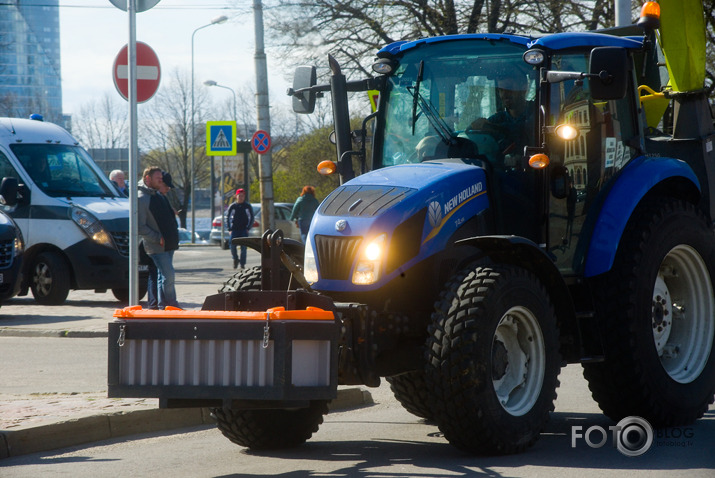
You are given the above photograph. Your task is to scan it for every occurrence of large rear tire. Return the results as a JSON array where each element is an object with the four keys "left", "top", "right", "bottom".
[
  {"left": 212, "top": 401, "right": 329, "bottom": 450},
  {"left": 425, "top": 264, "right": 561, "bottom": 455},
  {"left": 30, "top": 251, "right": 70, "bottom": 305},
  {"left": 386, "top": 370, "right": 433, "bottom": 420},
  {"left": 583, "top": 198, "right": 715, "bottom": 426}
]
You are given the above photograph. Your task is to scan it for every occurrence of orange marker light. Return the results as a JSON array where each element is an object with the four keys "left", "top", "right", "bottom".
[
  {"left": 317, "top": 160, "right": 337, "bottom": 175},
  {"left": 640, "top": 2, "right": 660, "bottom": 19},
  {"left": 528, "top": 154, "right": 550, "bottom": 169}
]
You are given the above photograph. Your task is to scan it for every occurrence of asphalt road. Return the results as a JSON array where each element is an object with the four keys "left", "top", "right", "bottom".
[{"left": 1, "top": 365, "right": 713, "bottom": 477}]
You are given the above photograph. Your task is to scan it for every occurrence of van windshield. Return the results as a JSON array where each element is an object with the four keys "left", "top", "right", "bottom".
[{"left": 10, "top": 144, "right": 116, "bottom": 197}]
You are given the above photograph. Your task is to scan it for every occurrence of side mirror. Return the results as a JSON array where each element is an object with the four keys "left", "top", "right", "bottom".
[
  {"left": 589, "top": 47, "right": 629, "bottom": 100},
  {"left": 290, "top": 66, "right": 317, "bottom": 114},
  {"left": 0, "top": 177, "right": 18, "bottom": 207}
]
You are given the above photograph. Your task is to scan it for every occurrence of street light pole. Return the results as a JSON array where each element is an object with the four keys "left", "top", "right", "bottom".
[
  {"left": 190, "top": 15, "right": 227, "bottom": 243},
  {"left": 204, "top": 80, "right": 237, "bottom": 248}
]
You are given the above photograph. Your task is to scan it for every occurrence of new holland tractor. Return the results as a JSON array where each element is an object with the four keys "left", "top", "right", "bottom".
[{"left": 109, "top": 2, "right": 715, "bottom": 454}]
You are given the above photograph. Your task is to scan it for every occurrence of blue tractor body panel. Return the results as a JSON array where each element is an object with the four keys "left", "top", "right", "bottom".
[
  {"left": 583, "top": 155, "right": 701, "bottom": 277},
  {"left": 309, "top": 161, "right": 489, "bottom": 291}
]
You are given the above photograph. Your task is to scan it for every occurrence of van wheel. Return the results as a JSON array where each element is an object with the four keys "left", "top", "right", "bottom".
[{"left": 31, "top": 251, "right": 70, "bottom": 305}]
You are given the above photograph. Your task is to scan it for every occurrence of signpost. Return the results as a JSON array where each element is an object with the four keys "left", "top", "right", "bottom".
[
  {"left": 251, "top": 129, "right": 271, "bottom": 155},
  {"left": 109, "top": 0, "right": 161, "bottom": 305},
  {"left": 113, "top": 42, "right": 161, "bottom": 103}
]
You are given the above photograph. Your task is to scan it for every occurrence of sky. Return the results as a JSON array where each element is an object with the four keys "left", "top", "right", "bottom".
[{"left": 59, "top": 0, "right": 292, "bottom": 117}]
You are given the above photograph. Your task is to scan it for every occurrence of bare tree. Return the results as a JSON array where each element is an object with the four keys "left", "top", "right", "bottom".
[
  {"left": 264, "top": 1, "right": 615, "bottom": 78},
  {"left": 72, "top": 93, "right": 128, "bottom": 149}
]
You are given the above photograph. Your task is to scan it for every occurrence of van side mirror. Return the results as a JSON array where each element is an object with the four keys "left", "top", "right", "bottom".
[
  {"left": 589, "top": 47, "right": 629, "bottom": 100},
  {"left": 0, "top": 177, "right": 18, "bottom": 207},
  {"left": 290, "top": 66, "right": 317, "bottom": 114}
]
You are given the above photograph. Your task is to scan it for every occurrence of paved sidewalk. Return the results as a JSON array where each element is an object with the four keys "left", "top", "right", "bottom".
[{"left": 0, "top": 246, "right": 373, "bottom": 458}]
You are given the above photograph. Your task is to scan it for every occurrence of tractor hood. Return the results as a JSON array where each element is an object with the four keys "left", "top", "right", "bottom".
[{"left": 308, "top": 161, "right": 489, "bottom": 290}]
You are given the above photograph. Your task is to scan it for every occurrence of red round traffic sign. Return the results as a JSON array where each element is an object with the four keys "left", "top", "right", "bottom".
[
  {"left": 113, "top": 41, "right": 161, "bottom": 103},
  {"left": 251, "top": 130, "right": 271, "bottom": 155}
]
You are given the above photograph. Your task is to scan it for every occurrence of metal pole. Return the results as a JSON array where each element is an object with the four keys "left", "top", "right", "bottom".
[
  {"left": 190, "top": 16, "right": 227, "bottom": 244},
  {"left": 253, "top": 0, "right": 274, "bottom": 230},
  {"left": 615, "top": 0, "right": 631, "bottom": 26},
  {"left": 128, "top": 0, "right": 139, "bottom": 305}
]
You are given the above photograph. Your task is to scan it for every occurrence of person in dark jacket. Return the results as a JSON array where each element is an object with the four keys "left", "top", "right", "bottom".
[
  {"left": 226, "top": 188, "right": 254, "bottom": 269},
  {"left": 290, "top": 185, "right": 319, "bottom": 243},
  {"left": 137, "top": 167, "right": 180, "bottom": 309},
  {"left": 142, "top": 171, "right": 178, "bottom": 309}
]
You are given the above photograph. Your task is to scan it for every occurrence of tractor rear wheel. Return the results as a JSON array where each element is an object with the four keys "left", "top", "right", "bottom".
[{"left": 583, "top": 198, "right": 715, "bottom": 426}]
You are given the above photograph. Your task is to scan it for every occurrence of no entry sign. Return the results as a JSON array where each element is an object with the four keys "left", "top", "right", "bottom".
[
  {"left": 113, "top": 41, "right": 161, "bottom": 103},
  {"left": 251, "top": 130, "right": 271, "bottom": 155}
]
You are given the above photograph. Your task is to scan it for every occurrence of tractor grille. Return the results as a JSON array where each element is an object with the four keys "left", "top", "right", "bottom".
[
  {"left": 111, "top": 232, "right": 129, "bottom": 256},
  {"left": 315, "top": 235, "right": 362, "bottom": 280},
  {"left": 0, "top": 238, "right": 13, "bottom": 268}
]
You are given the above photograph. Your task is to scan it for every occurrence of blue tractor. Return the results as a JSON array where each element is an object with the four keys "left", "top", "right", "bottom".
[{"left": 109, "top": 3, "right": 715, "bottom": 454}]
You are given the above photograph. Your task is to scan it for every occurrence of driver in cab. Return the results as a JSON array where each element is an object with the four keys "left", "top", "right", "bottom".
[{"left": 469, "top": 74, "right": 535, "bottom": 166}]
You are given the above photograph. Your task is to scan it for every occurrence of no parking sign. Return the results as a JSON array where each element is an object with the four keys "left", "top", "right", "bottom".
[{"left": 251, "top": 130, "right": 271, "bottom": 155}]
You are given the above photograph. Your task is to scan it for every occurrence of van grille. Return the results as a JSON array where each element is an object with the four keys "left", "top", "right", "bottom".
[
  {"left": 111, "top": 232, "right": 129, "bottom": 256},
  {"left": 315, "top": 235, "right": 361, "bottom": 280},
  {"left": 0, "top": 239, "right": 13, "bottom": 268}
]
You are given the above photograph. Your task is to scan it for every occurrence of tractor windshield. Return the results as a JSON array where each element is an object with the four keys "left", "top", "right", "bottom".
[{"left": 380, "top": 39, "right": 538, "bottom": 168}]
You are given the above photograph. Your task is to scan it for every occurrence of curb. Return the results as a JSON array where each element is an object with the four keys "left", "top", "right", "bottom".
[
  {"left": 0, "top": 328, "right": 107, "bottom": 338},
  {"left": 0, "top": 387, "right": 373, "bottom": 459}
]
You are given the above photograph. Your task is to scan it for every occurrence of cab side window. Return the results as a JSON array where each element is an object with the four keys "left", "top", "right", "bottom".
[{"left": 0, "top": 150, "right": 21, "bottom": 183}]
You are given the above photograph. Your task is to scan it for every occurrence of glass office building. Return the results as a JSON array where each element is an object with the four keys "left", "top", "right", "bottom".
[{"left": 0, "top": 1, "right": 62, "bottom": 123}]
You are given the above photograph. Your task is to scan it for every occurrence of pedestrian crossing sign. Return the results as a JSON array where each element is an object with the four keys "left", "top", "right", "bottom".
[{"left": 206, "top": 121, "right": 237, "bottom": 156}]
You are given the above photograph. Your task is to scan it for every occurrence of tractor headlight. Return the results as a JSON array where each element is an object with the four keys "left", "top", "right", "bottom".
[
  {"left": 71, "top": 206, "right": 114, "bottom": 249},
  {"left": 352, "top": 233, "right": 386, "bottom": 285},
  {"left": 303, "top": 237, "right": 318, "bottom": 284}
]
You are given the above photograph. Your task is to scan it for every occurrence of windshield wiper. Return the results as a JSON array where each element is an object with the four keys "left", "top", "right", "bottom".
[
  {"left": 411, "top": 60, "right": 424, "bottom": 136},
  {"left": 406, "top": 61, "right": 456, "bottom": 147}
]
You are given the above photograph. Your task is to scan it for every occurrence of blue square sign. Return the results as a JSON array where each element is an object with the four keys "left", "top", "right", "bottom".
[{"left": 206, "top": 121, "right": 236, "bottom": 156}]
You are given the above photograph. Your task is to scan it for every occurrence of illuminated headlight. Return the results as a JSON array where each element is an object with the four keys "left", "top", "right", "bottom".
[
  {"left": 352, "top": 234, "right": 386, "bottom": 285},
  {"left": 12, "top": 223, "right": 23, "bottom": 255},
  {"left": 303, "top": 237, "right": 318, "bottom": 284},
  {"left": 71, "top": 206, "right": 114, "bottom": 249}
]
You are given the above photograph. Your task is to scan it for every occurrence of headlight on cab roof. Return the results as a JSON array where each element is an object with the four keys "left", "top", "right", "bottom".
[
  {"left": 71, "top": 206, "right": 115, "bottom": 249},
  {"left": 352, "top": 233, "right": 386, "bottom": 285}
]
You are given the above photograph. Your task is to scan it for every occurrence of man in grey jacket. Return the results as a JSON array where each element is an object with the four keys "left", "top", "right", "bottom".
[{"left": 137, "top": 166, "right": 179, "bottom": 309}]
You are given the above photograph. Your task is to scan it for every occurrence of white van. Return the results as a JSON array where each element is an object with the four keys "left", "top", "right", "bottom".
[{"left": 0, "top": 116, "right": 145, "bottom": 305}]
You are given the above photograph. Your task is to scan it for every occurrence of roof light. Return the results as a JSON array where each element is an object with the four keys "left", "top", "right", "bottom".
[
  {"left": 640, "top": 1, "right": 660, "bottom": 19},
  {"left": 523, "top": 49, "right": 545, "bottom": 66},
  {"left": 372, "top": 58, "right": 396, "bottom": 75},
  {"left": 637, "top": 2, "right": 660, "bottom": 31}
]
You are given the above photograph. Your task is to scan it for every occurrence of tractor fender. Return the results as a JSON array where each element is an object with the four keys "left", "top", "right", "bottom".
[
  {"left": 456, "top": 235, "right": 576, "bottom": 328},
  {"left": 584, "top": 155, "right": 700, "bottom": 278}
]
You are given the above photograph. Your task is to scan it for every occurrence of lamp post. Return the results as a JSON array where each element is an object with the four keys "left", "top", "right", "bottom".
[
  {"left": 190, "top": 15, "right": 227, "bottom": 243},
  {"left": 204, "top": 79, "right": 237, "bottom": 248}
]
